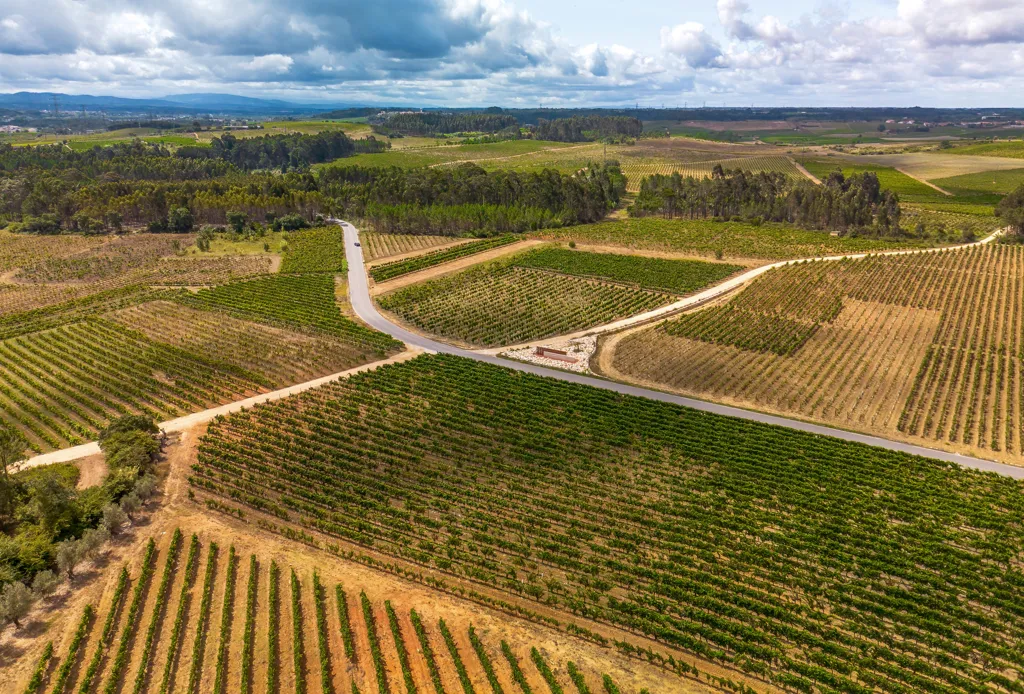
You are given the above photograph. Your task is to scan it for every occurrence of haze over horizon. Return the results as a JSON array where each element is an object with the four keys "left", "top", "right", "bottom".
[{"left": 1, "top": 0, "right": 1022, "bottom": 108}]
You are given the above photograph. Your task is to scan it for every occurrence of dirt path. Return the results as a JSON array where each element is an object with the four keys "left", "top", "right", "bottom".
[
  {"left": 14, "top": 347, "right": 424, "bottom": 472},
  {"left": 370, "top": 239, "right": 546, "bottom": 295},
  {"left": 896, "top": 167, "right": 953, "bottom": 196},
  {"left": 790, "top": 157, "right": 821, "bottom": 184}
]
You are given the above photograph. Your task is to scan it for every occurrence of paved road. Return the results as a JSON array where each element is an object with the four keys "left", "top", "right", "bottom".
[{"left": 341, "top": 221, "right": 1024, "bottom": 480}]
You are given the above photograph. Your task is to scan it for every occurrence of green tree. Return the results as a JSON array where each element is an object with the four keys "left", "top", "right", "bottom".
[
  {"left": 996, "top": 184, "right": 1024, "bottom": 241},
  {"left": 227, "top": 211, "right": 247, "bottom": 234},
  {"left": 0, "top": 581, "right": 33, "bottom": 628},
  {"left": 168, "top": 206, "right": 194, "bottom": 233},
  {"left": 0, "top": 426, "right": 27, "bottom": 518}
]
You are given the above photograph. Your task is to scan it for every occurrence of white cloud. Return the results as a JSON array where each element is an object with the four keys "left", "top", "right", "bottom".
[{"left": 660, "top": 22, "right": 723, "bottom": 68}]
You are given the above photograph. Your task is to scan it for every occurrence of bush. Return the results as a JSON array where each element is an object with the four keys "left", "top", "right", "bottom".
[{"left": 31, "top": 569, "right": 58, "bottom": 597}]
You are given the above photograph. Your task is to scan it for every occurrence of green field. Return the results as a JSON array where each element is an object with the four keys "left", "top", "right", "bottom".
[
  {"left": 798, "top": 158, "right": 950, "bottom": 202},
  {"left": 948, "top": 140, "right": 1024, "bottom": 159},
  {"left": 534, "top": 218, "right": 938, "bottom": 260},
  {"left": 932, "top": 167, "right": 1024, "bottom": 196},
  {"left": 513, "top": 246, "right": 742, "bottom": 294},
  {"left": 192, "top": 353, "right": 1024, "bottom": 694}
]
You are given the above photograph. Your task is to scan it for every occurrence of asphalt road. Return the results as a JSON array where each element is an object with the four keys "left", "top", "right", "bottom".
[{"left": 341, "top": 221, "right": 1024, "bottom": 480}]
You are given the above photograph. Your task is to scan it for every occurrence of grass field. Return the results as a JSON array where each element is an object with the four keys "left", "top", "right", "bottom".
[
  {"left": 533, "top": 218, "right": 940, "bottom": 260},
  {"left": 183, "top": 231, "right": 289, "bottom": 256},
  {"left": 610, "top": 243, "right": 1024, "bottom": 461},
  {"left": 18, "top": 528, "right": 646, "bottom": 694},
  {"left": 798, "top": 157, "right": 950, "bottom": 202},
  {"left": 949, "top": 140, "right": 1024, "bottom": 158},
  {"left": 618, "top": 155, "right": 802, "bottom": 191},
  {"left": 932, "top": 167, "right": 1024, "bottom": 196},
  {"left": 189, "top": 353, "right": 1024, "bottom": 694}
]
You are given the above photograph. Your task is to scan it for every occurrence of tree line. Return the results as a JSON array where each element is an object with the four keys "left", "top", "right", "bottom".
[
  {"left": 320, "top": 162, "right": 625, "bottom": 235},
  {"left": 375, "top": 112, "right": 519, "bottom": 136},
  {"left": 629, "top": 167, "right": 903, "bottom": 236},
  {"left": 531, "top": 116, "right": 643, "bottom": 143},
  {"left": 176, "top": 131, "right": 388, "bottom": 171}
]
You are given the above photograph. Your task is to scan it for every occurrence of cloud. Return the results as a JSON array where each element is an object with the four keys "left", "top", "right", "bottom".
[
  {"left": 1, "top": 0, "right": 1024, "bottom": 106},
  {"left": 660, "top": 23, "right": 723, "bottom": 68},
  {"left": 897, "top": 0, "right": 1024, "bottom": 46}
]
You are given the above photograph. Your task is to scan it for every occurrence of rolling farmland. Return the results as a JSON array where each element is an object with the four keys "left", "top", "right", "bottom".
[
  {"left": 610, "top": 243, "right": 1024, "bottom": 460},
  {"left": 188, "top": 354, "right": 1024, "bottom": 694},
  {"left": 17, "top": 528, "right": 651, "bottom": 694}
]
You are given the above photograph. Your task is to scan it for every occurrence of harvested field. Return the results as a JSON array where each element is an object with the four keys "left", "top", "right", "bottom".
[{"left": 609, "top": 243, "right": 1024, "bottom": 461}]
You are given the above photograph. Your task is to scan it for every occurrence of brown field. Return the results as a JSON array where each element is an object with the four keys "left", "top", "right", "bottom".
[
  {"left": 2, "top": 430, "right": 708, "bottom": 694},
  {"left": 604, "top": 243, "right": 1024, "bottom": 464},
  {"left": 814, "top": 151, "right": 1024, "bottom": 180}
]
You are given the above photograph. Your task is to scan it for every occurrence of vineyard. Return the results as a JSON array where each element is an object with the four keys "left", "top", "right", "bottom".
[
  {"left": 369, "top": 235, "right": 519, "bottom": 282},
  {"left": 189, "top": 354, "right": 1024, "bottom": 694},
  {"left": 360, "top": 232, "right": 467, "bottom": 261},
  {"left": 177, "top": 274, "right": 402, "bottom": 356},
  {"left": 109, "top": 301, "right": 378, "bottom": 388},
  {"left": 280, "top": 226, "right": 347, "bottom": 274},
  {"left": 611, "top": 243, "right": 1024, "bottom": 458},
  {"left": 513, "top": 247, "right": 742, "bottom": 295},
  {"left": 378, "top": 261, "right": 674, "bottom": 347},
  {"left": 0, "top": 317, "right": 266, "bottom": 452},
  {"left": 533, "top": 218, "right": 938, "bottom": 261},
  {"left": 16, "top": 528, "right": 650, "bottom": 694}
]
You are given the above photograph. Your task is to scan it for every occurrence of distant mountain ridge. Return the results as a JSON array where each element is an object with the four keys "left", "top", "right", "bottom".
[{"left": 0, "top": 91, "right": 358, "bottom": 115}]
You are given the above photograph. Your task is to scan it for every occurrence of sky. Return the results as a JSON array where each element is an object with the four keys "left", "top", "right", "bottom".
[{"left": 0, "top": 0, "right": 1023, "bottom": 107}]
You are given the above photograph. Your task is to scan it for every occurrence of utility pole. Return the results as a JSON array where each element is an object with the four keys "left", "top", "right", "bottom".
[{"left": 51, "top": 94, "right": 60, "bottom": 118}]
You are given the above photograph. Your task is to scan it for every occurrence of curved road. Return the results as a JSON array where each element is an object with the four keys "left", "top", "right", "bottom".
[{"left": 341, "top": 221, "right": 1024, "bottom": 480}]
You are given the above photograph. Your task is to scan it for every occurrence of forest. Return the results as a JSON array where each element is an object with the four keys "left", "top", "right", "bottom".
[
  {"left": 321, "top": 162, "right": 626, "bottom": 234},
  {"left": 532, "top": 116, "right": 644, "bottom": 142},
  {"left": 629, "top": 167, "right": 904, "bottom": 236},
  {"left": 0, "top": 133, "right": 623, "bottom": 235},
  {"left": 375, "top": 112, "right": 519, "bottom": 136}
]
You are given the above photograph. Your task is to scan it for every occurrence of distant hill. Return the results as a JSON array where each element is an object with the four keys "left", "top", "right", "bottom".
[{"left": 0, "top": 91, "right": 355, "bottom": 115}]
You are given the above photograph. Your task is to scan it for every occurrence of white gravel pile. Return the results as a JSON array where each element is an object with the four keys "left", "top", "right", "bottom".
[{"left": 502, "top": 335, "right": 598, "bottom": 374}]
